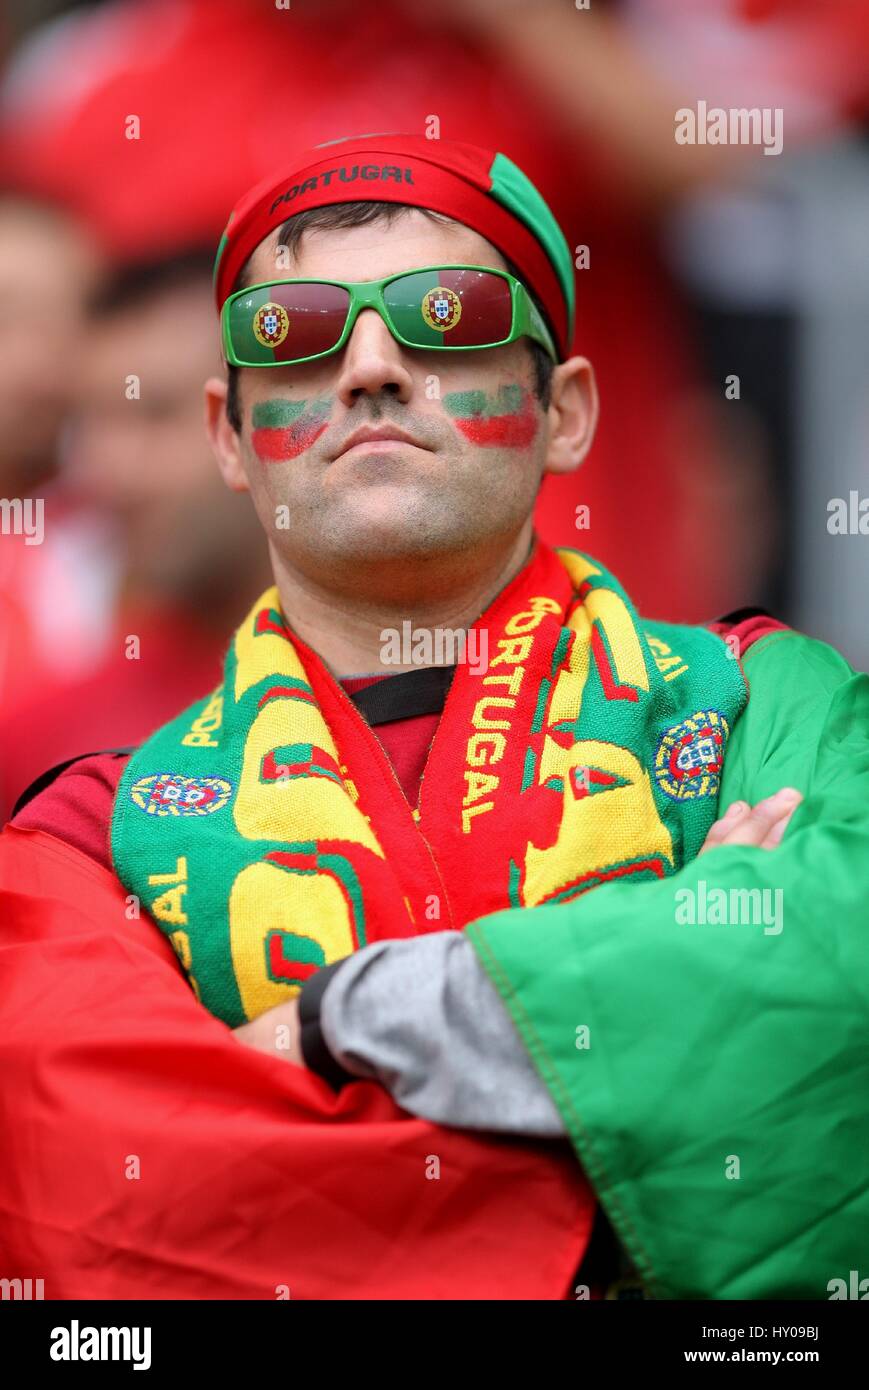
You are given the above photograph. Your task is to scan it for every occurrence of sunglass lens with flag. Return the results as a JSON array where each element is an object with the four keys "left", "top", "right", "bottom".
[
  {"left": 222, "top": 266, "right": 539, "bottom": 367},
  {"left": 225, "top": 281, "right": 352, "bottom": 366},
  {"left": 383, "top": 268, "right": 513, "bottom": 349}
]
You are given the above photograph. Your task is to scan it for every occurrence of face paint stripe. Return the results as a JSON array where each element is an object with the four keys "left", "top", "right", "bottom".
[
  {"left": 443, "top": 385, "right": 525, "bottom": 419},
  {"left": 452, "top": 411, "right": 537, "bottom": 448},
  {"left": 252, "top": 400, "right": 306, "bottom": 429},
  {"left": 252, "top": 422, "right": 329, "bottom": 461},
  {"left": 251, "top": 398, "right": 332, "bottom": 462},
  {"left": 443, "top": 385, "right": 538, "bottom": 448},
  {"left": 252, "top": 399, "right": 328, "bottom": 429}
]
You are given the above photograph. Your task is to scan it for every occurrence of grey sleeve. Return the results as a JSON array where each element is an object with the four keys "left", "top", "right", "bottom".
[{"left": 318, "top": 931, "right": 567, "bottom": 1138}]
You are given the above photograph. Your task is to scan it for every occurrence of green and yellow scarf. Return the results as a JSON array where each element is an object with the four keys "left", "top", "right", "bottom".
[{"left": 112, "top": 544, "right": 748, "bottom": 1026}]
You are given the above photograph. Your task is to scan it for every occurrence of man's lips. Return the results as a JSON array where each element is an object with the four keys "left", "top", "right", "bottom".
[{"left": 330, "top": 424, "right": 431, "bottom": 461}]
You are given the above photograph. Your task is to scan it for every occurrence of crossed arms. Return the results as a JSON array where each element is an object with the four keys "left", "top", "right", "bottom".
[{"left": 233, "top": 785, "right": 806, "bottom": 1135}]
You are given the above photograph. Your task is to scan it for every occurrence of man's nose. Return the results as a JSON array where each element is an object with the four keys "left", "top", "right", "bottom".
[{"left": 334, "top": 308, "right": 414, "bottom": 405}]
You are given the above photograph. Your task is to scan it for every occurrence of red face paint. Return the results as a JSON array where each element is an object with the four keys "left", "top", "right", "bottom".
[
  {"left": 251, "top": 398, "right": 331, "bottom": 461},
  {"left": 443, "top": 385, "right": 538, "bottom": 448}
]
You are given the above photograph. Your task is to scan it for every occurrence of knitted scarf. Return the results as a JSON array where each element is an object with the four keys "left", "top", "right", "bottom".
[{"left": 112, "top": 544, "right": 748, "bottom": 1027}]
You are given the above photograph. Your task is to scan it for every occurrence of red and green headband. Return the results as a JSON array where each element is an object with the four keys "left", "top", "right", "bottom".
[{"left": 213, "top": 134, "right": 575, "bottom": 361}]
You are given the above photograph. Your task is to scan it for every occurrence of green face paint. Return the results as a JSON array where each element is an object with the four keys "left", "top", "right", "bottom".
[
  {"left": 251, "top": 398, "right": 332, "bottom": 461},
  {"left": 443, "top": 385, "right": 538, "bottom": 448}
]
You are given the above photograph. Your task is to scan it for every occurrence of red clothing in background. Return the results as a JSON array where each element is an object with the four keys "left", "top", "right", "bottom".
[
  {"left": 9, "top": 673, "right": 439, "bottom": 863},
  {"left": 0, "top": 602, "right": 227, "bottom": 821}
]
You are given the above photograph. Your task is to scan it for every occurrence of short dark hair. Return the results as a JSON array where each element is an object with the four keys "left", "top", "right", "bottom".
[
  {"left": 88, "top": 246, "right": 215, "bottom": 318},
  {"left": 224, "top": 202, "right": 555, "bottom": 433}
]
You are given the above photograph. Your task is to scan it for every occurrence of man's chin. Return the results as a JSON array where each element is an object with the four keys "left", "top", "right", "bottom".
[
  {"left": 311, "top": 495, "right": 478, "bottom": 564},
  {"left": 331, "top": 486, "right": 436, "bottom": 533}
]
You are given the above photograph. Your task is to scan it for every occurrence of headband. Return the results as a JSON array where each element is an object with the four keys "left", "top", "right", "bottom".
[{"left": 213, "top": 134, "right": 575, "bottom": 360}]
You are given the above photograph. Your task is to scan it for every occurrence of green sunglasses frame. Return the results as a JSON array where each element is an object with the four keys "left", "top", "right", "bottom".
[{"left": 221, "top": 264, "right": 558, "bottom": 368}]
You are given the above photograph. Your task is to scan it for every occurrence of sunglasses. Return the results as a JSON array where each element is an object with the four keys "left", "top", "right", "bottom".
[{"left": 221, "top": 264, "right": 557, "bottom": 368}]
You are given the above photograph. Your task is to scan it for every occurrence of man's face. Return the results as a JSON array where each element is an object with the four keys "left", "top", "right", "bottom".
[
  {"left": 71, "top": 280, "right": 220, "bottom": 518},
  {"left": 0, "top": 200, "right": 99, "bottom": 487},
  {"left": 222, "top": 212, "right": 553, "bottom": 586},
  {"left": 69, "top": 279, "right": 267, "bottom": 596}
]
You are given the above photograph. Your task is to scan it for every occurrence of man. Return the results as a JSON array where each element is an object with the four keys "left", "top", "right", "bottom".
[
  {"left": 0, "top": 193, "right": 105, "bottom": 716},
  {"left": 2, "top": 136, "right": 866, "bottom": 1301}
]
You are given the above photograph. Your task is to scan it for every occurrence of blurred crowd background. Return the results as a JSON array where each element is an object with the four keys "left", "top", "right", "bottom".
[{"left": 0, "top": 0, "right": 867, "bottom": 819}]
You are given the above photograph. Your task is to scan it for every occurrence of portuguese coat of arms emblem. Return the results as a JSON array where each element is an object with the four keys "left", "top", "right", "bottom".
[
  {"left": 252, "top": 301, "right": 290, "bottom": 347},
  {"left": 421, "top": 285, "right": 462, "bottom": 332},
  {"left": 654, "top": 710, "right": 729, "bottom": 801}
]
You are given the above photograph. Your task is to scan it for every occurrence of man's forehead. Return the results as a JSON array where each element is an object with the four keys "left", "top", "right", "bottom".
[{"left": 246, "top": 212, "right": 508, "bottom": 283}]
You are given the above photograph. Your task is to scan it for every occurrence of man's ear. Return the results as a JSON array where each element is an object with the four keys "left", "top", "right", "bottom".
[
  {"left": 204, "top": 375, "right": 250, "bottom": 493},
  {"left": 543, "top": 356, "right": 599, "bottom": 476}
]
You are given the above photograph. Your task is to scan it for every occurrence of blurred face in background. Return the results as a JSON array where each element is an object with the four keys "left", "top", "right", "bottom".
[
  {"left": 68, "top": 274, "right": 268, "bottom": 610},
  {"left": 0, "top": 196, "right": 100, "bottom": 492}
]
